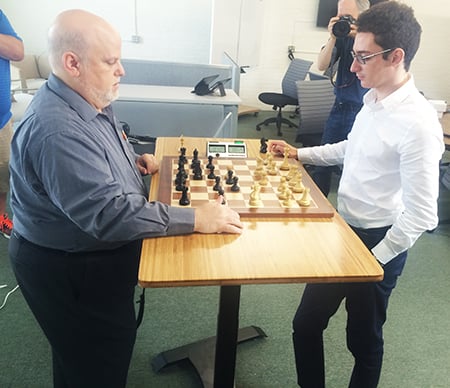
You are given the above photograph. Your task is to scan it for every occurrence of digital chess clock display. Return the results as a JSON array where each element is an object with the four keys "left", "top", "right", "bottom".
[{"left": 207, "top": 141, "right": 247, "bottom": 158}]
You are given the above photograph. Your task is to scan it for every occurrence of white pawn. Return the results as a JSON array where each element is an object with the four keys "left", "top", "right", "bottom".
[{"left": 298, "top": 187, "right": 311, "bottom": 206}]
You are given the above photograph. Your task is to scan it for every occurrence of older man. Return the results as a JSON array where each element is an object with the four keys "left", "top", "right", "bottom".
[{"left": 9, "top": 9, "right": 243, "bottom": 388}]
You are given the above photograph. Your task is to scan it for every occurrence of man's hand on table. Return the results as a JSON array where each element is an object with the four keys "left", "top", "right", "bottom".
[{"left": 194, "top": 197, "right": 244, "bottom": 234}]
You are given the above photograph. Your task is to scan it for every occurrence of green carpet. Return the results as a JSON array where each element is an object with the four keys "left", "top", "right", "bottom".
[{"left": 1, "top": 112, "right": 449, "bottom": 387}]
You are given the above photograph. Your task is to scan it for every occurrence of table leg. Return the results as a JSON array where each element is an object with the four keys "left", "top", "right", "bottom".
[{"left": 151, "top": 285, "right": 267, "bottom": 387}]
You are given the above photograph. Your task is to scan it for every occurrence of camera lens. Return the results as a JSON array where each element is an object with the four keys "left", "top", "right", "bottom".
[{"left": 332, "top": 19, "right": 351, "bottom": 38}]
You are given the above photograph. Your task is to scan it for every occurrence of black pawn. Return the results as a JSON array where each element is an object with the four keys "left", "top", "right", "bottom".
[
  {"left": 217, "top": 187, "right": 226, "bottom": 205},
  {"left": 231, "top": 176, "right": 240, "bottom": 192},
  {"left": 225, "top": 169, "right": 234, "bottom": 185},
  {"left": 213, "top": 176, "right": 221, "bottom": 191},
  {"left": 206, "top": 155, "right": 214, "bottom": 170},
  {"left": 179, "top": 186, "right": 190, "bottom": 206},
  {"left": 207, "top": 165, "right": 216, "bottom": 179}
]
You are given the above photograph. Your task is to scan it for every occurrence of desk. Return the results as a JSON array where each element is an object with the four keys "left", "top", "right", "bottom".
[
  {"left": 138, "top": 137, "right": 383, "bottom": 388},
  {"left": 113, "top": 84, "right": 241, "bottom": 139}
]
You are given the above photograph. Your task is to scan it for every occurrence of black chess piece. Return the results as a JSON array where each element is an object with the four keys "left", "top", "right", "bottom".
[
  {"left": 260, "top": 137, "right": 268, "bottom": 154},
  {"left": 225, "top": 169, "right": 234, "bottom": 185},
  {"left": 213, "top": 176, "right": 221, "bottom": 191},
  {"left": 179, "top": 186, "right": 190, "bottom": 206},
  {"left": 175, "top": 176, "right": 186, "bottom": 192},
  {"left": 217, "top": 187, "right": 226, "bottom": 205},
  {"left": 206, "top": 155, "right": 214, "bottom": 170},
  {"left": 191, "top": 148, "right": 199, "bottom": 169},
  {"left": 192, "top": 160, "right": 203, "bottom": 180},
  {"left": 179, "top": 147, "right": 188, "bottom": 164},
  {"left": 231, "top": 176, "right": 240, "bottom": 192},
  {"left": 207, "top": 165, "right": 216, "bottom": 179}
]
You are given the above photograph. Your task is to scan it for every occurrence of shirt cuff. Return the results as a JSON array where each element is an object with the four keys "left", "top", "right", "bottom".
[
  {"left": 371, "top": 240, "right": 396, "bottom": 266},
  {"left": 166, "top": 207, "right": 195, "bottom": 235}
]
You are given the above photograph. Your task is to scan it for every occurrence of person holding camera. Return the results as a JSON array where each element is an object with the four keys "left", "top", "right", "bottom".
[{"left": 312, "top": 0, "right": 371, "bottom": 197}]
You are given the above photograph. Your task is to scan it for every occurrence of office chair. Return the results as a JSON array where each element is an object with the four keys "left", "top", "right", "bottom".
[
  {"left": 256, "top": 58, "right": 313, "bottom": 136},
  {"left": 294, "top": 77, "right": 335, "bottom": 146}
]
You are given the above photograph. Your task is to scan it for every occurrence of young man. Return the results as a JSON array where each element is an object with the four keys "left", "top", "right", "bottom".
[
  {"left": 269, "top": 2, "right": 444, "bottom": 387},
  {"left": 8, "top": 9, "right": 243, "bottom": 388},
  {"left": 0, "top": 10, "right": 24, "bottom": 238}
]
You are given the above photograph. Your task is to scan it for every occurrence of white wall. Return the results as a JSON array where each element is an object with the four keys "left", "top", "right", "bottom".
[{"left": 1, "top": 0, "right": 449, "bottom": 108}]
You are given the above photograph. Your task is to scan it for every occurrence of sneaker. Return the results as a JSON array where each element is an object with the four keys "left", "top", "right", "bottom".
[{"left": 0, "top": 213, "right": 13, "bottom": 239}]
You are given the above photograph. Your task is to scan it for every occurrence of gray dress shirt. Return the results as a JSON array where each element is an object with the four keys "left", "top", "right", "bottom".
[{"left": 10, "top": 74, "right": 194, "bottom": 252}]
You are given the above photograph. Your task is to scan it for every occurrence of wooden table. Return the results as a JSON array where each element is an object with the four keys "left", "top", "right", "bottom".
[{"left": 139, "top": 137, "right": 383, "bottom": 388}]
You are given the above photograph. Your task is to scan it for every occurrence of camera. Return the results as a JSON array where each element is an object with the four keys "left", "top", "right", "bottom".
[{"left": 332, "top": 15, "right": 356, "bottom": 38}]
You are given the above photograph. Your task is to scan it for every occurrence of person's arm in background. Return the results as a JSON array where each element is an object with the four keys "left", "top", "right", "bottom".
[
  {"left": 0, "top": 11, "right": 24, "bottom": 61},
  {"left": 317, "top": 16, "right": 339, "bottom": 71}
]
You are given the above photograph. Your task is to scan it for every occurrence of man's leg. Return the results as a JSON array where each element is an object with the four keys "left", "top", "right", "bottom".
[
  {"left": 292, "top": 283, "right": 346, "bottom": 388},
  {"left": 9, "top": 232, "right": 142, "bottom": 388},
  {"left": 345, "top": 252, "right": 407, "bottom": 388}
]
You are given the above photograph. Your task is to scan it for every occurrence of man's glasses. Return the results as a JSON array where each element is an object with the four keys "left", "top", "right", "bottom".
[{"left": 350, "top": 48, "right": 393, "bottom": 65}]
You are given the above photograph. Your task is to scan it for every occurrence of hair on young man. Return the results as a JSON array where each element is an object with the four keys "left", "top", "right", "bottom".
[{"left": 357, "top": 1, "right": 421, "bottom": 71}]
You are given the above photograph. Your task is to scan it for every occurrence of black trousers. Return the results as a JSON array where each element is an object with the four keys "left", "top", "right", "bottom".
[
  {"left": 292, "top": 226, "right": 407, "bottom": 388},
  {"left": 9, "top": 232, "right": 142, "bottom": 388}
]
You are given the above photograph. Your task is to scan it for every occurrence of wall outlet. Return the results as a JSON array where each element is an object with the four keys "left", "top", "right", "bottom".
[
  {"left": 131, "top": 35, "right": 142, "bottom": 43},
  {"left": 288, "top": 45, "right": 295, "bottom": 52}
]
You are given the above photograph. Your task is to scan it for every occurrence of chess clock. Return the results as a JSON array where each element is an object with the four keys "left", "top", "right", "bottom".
[{"left": 207, "top": 141, "right": 247, "bottom": 158}]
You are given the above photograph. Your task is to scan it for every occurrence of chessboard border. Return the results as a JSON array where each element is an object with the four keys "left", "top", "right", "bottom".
[{"left": 157, "top": 156, "right": 335, "bottom": 218}]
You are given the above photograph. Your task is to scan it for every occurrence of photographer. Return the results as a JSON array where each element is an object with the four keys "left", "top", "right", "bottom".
[{"left": 313, "top": 0, "right": 371, "bottom": 197}]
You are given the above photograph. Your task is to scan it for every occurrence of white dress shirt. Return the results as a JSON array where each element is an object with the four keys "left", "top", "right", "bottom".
[{"left": 297, "top": 76, "right": 444, "bottom": 264}]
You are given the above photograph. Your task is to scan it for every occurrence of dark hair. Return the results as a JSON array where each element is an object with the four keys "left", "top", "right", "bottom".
[{"left": 357, "top": 1, "right": 421, "bottom": 71}]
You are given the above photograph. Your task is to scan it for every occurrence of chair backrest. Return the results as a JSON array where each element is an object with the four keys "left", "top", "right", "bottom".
[
  {"left": 281, "top": 58, "right": 313, "bottom": 99},
  {"left": 295, "top": 79, "right": 335, "bottom": 135}
]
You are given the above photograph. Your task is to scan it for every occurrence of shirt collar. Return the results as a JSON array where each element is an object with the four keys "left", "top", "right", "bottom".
[
  {"left": 363, "top": 74, "right": 416, "bottom": 113},
  {"left": 47, "top": 73, "right": 110, "bottom": 123}
]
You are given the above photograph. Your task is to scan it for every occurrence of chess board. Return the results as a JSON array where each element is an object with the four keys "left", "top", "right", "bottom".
[{"left": 156, "top": 156, "right": 335, "bottom": 218}]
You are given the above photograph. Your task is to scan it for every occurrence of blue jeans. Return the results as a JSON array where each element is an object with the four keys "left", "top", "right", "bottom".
[
  {"left": 312, "top": 101, "right": 363, "bottom": 196},
  {"left": 292, "top": 225, "right": 407, "bottom": 388}
]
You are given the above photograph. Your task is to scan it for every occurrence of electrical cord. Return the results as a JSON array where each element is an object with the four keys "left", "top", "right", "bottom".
[{"left": 0, "top": 284, "right": 19, "bottom": 310}]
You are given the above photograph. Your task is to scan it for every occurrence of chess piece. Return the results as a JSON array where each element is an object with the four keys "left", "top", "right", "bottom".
[
  {"left": 298, "top": 187, "right": 311, "bottom": 206},
  {"left": 259, "top": 137, "right": 268, "bottom": 154},
  {"left": 207, "top": 165, "right": 216, "bottom": 179},
  {"left": 267, "top": 159, "right": 277, "bottom": 176},
  {"left": 231, "top": 176, "right": 240, "bottom": 192},
  {"left": 279, "top": 147, "right": 291, "bottom": 171},
  {"left": 225, "top": 169, "right": 234, "bottom": 184},
  {"left": 213, "top": 176, "right": 221, "bottom": 191},
  {"left": 192, "top": 160, "right": 203, "bottom": 180},
  {"left": 191, "top": 148, "right": 199, "bottom": 169},
  {"left": 282, "top": 188, "right": 295, "bottom": 207},
  {"left": 249, "top": 183, "right": 263, "bottom": 207},
  {"left": 175, "top": 176, "right": 187, "bottom": 192},
  {"left": 277, "top": 176, "right": 288, "bottom": 192},
  {"left": 217, "top": 186, "right": 226, "bottom": 204},
  {"left": 179, "top": 186, "right": 190, "bottom": 206},
  {"left": 259, "top": 170, "right": 269, "bottom": 186},
  {"left": 292, "top": 172, "right": 305, "bottom": 193},
  {"left": 206, "top": 155, "right": 214, "bottom": 170}
]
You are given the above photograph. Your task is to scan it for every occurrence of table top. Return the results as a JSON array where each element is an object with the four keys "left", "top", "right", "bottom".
[
  {"left": 138, "top": 137, "right": 383, "bottom": 288},
  {"left": 118, "top": 84, "right": 241, "bottom": 105}
]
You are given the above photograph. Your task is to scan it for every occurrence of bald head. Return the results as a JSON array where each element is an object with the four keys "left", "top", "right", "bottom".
[
  {"left": 48, "top": 9, "right": 120, "bottom": 75},
  {"left": 47, "top": 9, "right": 124, "bottom": 110}
]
